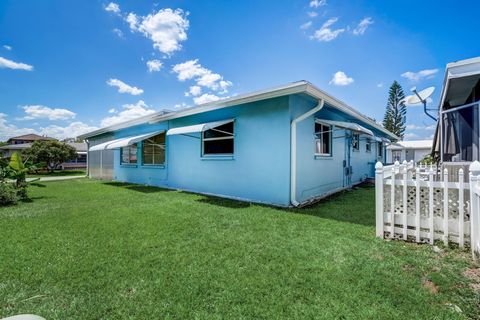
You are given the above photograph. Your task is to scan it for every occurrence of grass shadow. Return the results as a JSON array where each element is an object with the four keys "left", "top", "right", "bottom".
[
  {"left": 288, "top": 183, "right": 375, "bottom": 226},
  {"left": 195, "top": 195, "right": 251, "bottom": 209},
  {"left": 103, "top": 181, "right": 174, "bottom": 194},
  {"left": 30, "top": 183, "right": 47, "bottom": 188}
]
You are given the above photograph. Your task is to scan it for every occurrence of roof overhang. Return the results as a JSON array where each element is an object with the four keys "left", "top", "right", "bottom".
[
  {"left": 440, "top": 56, "right": 480, "bottom": 110},
  {"left": 79, "top": 81, "right": 398, "bottom": 141}
]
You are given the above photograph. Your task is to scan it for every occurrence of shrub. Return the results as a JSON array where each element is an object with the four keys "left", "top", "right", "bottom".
[{"left": 0, "top": 183, "right": 18, "bottom": 206}]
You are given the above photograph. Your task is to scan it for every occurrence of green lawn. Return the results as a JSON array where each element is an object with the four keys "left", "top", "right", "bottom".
[
  {"left": 26, "top": 169, "right": 86, "bottom": 178},
  {"left": 0, "top": 179, "right": 479, "bottom": 319}
]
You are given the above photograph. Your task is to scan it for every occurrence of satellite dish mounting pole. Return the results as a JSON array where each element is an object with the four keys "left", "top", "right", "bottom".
[{"left": 412, "top": 88, "right": 437, "bottom": 121}]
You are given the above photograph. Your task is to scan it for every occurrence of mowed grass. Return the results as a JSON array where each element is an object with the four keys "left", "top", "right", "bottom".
[{"left": 0, "top": 179, "right": 479, "bottom": 319}]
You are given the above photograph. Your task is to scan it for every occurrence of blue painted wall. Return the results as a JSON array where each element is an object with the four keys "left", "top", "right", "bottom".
[
  {"left": 113, "top": 96, "right": 292, "bottom": 206},
  {"left": 100, "top": 93, "right": 390, "bottom": 206}
]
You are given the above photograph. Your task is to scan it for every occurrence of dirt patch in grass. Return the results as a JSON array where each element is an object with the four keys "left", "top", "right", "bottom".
[
  {"left": 422, "top": 279, "right": 439, "bottom": 294},
  {"left": 463, "top": 268, "right": 480, "bottom": 292}
]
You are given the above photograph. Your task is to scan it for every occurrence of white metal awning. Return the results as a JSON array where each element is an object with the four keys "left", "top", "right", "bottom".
[
  {"left": 166, "top": 119, "right": 234, "bottom": 136},
  {"left": 374, "top": 136, "right": 391, "bottom": 143},
  {"left": 315, "top": 119, "right": 374, "bottom": 136},
  {"left": 88, "top": 130, "right": 164, "bottom": 151}
]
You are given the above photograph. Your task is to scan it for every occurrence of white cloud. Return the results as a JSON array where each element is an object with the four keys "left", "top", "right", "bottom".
[
  {"left": 40, "top": 122, "right": 98, "bottom": 140},
  {"left": 353, "top": 17, "right": 373, "bottom": 35},
  {"left": 404, "top": 132, "right": 419, "bottom": 140},
  {"left": 0, "top": 113, "right": 36, "bottom": 141},
  {"left": 307, "top": 11, "right": 318, "bottom": 17},
  {"left": 105, "top": 2, "right": 121, "bottom": 14},
  {"left": 311, "top": 18, "right": 345, "bottom": 42},
  {"left": 113, "top": 28, "right": 124, "bottom": 38},
  {"left": 193, "top": 93, "right": 221, "bottom": 105},
  {"left": 401, "top": 69, "right": 438, "bottom": 82},
  {"left": 188, "top": 85, "right": 202, "bottom": 96},
  {"left": 126, "top": 9, "right": 189, "bottom": 55},
  {"left": 300, "top": 21, "right": 312, "bottom": 30},
  {"left": 172, "top": 59, "right": 232, "bottom": 92},
  {"left": 3, "top": 45, "right": 12, "bottom": 51},
  {"left": 146, "top": 59, "right": 163, "bottom": 72},
  {"left": 174, "top": 102, "right": 190, "bottom": 109},
  {"left": 106, "top": 78, "right": 143, "bottom": 95},
  {"left": 20, "top": 105, "right": 76, "bottom": 121},
  {"left": 108, "top": 108, "right": 117, "bottom": 114},
  {"left": 377, "top": 82, "right": 383, "bottom": 88},
  {"left": 310, "top": 0, "right": 326, "bottom": 8},
  {"left": 329, "top": 71, "right": 354, "bottom": 86},
  {"left": 406, "top": 124, "right": 436, "bottom": 130},
  {"left": 100, "top": 100, "right": 156, "bottom": 127},
  {"left": 0, "top": 56, "right": 33, "bottom": 71}
]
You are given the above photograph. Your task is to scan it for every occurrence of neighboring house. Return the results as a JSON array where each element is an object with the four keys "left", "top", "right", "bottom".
[
  {"left": 79, "top": 81, "right": 397, "bottom": 207},
  {"left": 386, "top": 140, "right": 432, "bottom": 163},
  {"left": 0, "top": 140, "right": 88, "bottom": 170},
  {"left": 432, "top": 56, "right": 480, "bottom": 163},
  {"left": 7, "top": 133, "right": 55, "bottom": 145}
]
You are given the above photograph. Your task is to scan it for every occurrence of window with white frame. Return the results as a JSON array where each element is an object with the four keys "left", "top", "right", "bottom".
[
  {"left": 366, "top": 138, "right": 371, "bottom": 152},
  {"left": 142, "top": 133, "right": 166, "bottom": 165},
  {"left": 315, "top": 122, "right": 331, "bottom": 156},
  {"left": 378, "top": 142, "right": 383, "bottom": 158},
  {"left": 202, "top": 121, "right": 234, "bottom": 155},
  {"left": 352, "top": 133, "right": 360, "bottom": 151},
  {"left": 121, "top": 144, "right": 137, "bottom": 164}
]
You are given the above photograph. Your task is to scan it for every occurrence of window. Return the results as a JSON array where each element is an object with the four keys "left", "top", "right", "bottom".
[
  {"left": 121, "top": 144, "right": 137, "bottom": 164},
  {"left": 202, "top": 121, "right": 234, "bottom": 155},
  {"left": 378, "top": 142, "right": 383, "bottom": 158},
  {"left": 142, "top": 133, "right": 166, "bottom": 165},
  {"left": 392, "top": 150, "right": 402, "bottom": 162},
  {"left": 352, "top": 134, "right": 360, "bottom": 151},
  {"left": 315, "top": 122, "right": 331, "bottom": 156},
  {"left": 366, "top": 139, "right": 371, "bottom": 152}
]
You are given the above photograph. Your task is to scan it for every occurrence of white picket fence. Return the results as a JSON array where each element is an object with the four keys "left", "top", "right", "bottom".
[{"left": 375, "top": 160, "right": 480, "bottom": 258}]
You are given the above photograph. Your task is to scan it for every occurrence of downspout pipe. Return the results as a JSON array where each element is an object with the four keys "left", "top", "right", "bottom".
[{"left": 290, "top": 99, "right": 324, "bottom": 206}]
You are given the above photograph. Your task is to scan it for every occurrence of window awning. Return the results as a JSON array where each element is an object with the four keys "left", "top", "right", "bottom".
[
  {"left": 374, "top": 136, "right": 391, "bottom": 143},
  {"left": 166, "top": 119, "right": 234, "bottom": 136},
  {"left": 316, "top": 119, "right": 374, "bottom": 136},
  {"left": 89, "top": 130, "right": 164, "bottom": 151}
]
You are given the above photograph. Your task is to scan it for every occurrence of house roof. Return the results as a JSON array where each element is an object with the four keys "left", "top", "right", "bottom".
[
  {"left": 387, "top": 140, "right": 433, "bottom": 150},
  {"left": 439, "top": 56, "right": 480, "bottom": 110},
  {"left": 78, "top": 81, "right": 398, "bottom": 140},
  {"left": 0, "top": 142, "right": 87, "bottom": 152},
  {"left": 7, "top": 134, "right": 56, "bottom": 142}
]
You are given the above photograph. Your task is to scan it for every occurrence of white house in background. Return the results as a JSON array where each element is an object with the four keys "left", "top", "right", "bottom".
[{"left": 386, "top": 139, "right": 432, "bottom": 163}]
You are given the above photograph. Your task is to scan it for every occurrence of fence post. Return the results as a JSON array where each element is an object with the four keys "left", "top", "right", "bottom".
[
  {"left": 402, "top": 160, "right": 408, "bottom": 240},
  {"left": 429, "top": 167, "right": 434, "bottom": 244},
  {"left": 415, "top": 167, "right": 421, "bottom": 242},
  {"left": 443, "top": 168, "right": 449, "bottom": 245},
  {"left": 391, "top": 161, "right": 400, "bottom": 238},
  {"left": 469, "top": 161, "right": 480, "bottom": 259},
  {"left": 459, "top": 168, "right": 465, "bottom": 249},
  {"left": 375, "top": 162, "right": 384, "bottom": 238}
]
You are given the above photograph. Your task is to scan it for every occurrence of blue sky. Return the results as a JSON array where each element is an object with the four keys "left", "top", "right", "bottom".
[{"left": 0, "top": 0, "right": 479, "bottom": 141}]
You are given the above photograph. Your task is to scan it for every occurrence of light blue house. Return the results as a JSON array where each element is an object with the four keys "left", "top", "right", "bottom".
[{"left": 79, "top": 81, "right": 397, "bottom": 207}]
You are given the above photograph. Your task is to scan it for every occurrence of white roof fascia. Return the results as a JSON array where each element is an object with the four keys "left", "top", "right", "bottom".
[
  {"left": 166, "top": 119, "right": 234, "bottom": 136},
  {"left": 79, "top": 81, "right": 398, "bottom": 141}
]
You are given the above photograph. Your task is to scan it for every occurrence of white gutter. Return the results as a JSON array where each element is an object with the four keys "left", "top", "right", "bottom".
[{"left": 290, "top": 99, "right": 324, "bottom": 206}]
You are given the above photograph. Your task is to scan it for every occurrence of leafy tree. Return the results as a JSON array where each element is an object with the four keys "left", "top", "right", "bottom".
[
  {"left": 23, "top": 140, "right": 77, "bottom": 172},
  {"left": 382, "top": 81, "right": 407, "bottom": 139}
]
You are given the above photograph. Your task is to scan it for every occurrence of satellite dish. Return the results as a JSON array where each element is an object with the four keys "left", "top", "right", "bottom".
[{"left": 406, "top": 86, "right": 435, "bottom": 105}]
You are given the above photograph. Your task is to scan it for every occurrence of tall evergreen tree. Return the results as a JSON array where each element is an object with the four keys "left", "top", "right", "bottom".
[{"left": 382, "top": 81, "right": 407, "bottom": 139}]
